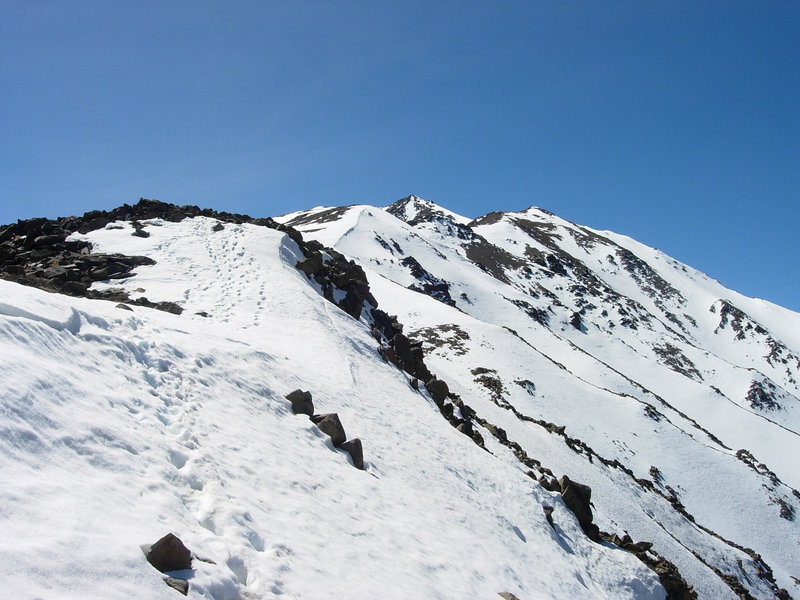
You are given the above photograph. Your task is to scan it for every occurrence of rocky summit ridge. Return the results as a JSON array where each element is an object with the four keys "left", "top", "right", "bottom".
[{"left": 0, "top": 196, "right": 798, "bottom": 600}]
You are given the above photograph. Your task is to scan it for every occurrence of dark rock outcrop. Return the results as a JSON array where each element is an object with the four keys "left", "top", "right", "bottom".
[
  {"left": 636, "top": 552, "right": 697, "bottom": 600},
  {"left": 400, "top": 256, "right": 456, "bottom": 307},
  {"left": 385, "top": 333, "right": 431, "bottom": 381},
  {"left": 0, "top": 198, "right": 295, "bottom": 314}
]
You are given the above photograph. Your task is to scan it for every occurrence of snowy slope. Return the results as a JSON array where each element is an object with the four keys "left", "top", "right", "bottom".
[
  {"left": 278, "top": 196, "right": 800, "bottom": 600},
  {"left": 0, "top": 214, "right": 666, "bottom": 600}
]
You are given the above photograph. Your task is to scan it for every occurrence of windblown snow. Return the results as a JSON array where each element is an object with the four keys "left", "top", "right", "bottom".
[
  {"left": 2, "top": 195, "right": 799, "bottom": 600},
  {"left": 0, "top": 217, "right": 663, "bottom": 599}
]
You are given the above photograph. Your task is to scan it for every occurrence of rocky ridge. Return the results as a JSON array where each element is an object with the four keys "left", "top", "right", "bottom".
[{"left": 280, "top": 195, "right": 800, "bottom": 600}]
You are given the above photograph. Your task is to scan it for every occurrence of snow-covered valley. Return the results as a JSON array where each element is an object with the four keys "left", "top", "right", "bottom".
[{"left": 1, "top": 197, "right": 798, "bottom": 599}]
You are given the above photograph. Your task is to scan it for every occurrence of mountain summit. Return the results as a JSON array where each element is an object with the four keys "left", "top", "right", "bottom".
[{"left": 1, "top": 197, "right": 797, "bottom": 599}]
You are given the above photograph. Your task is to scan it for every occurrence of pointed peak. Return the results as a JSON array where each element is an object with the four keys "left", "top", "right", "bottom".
[{"left": 384, "top": 195, "right": 469, "bottom": 226}]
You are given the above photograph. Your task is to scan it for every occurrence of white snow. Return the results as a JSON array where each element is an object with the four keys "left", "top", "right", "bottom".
[
  {"left": 282, "top": 198, "right": 800, "bottom": 599},
  {"left": 0, "top": 217, "right": 665, "bottom": 599}
]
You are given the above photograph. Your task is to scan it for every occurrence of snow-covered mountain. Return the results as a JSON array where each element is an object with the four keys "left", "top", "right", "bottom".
[{"left": 1, "top": 197, "right": 798, "bottom": 600}]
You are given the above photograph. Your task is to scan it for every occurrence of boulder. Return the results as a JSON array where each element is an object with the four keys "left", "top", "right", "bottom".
[
  {"left": 311, "top": 413, "right": 347, "bottom": 447},
  {"left": 340, "top": 438, "right": 364, "bottom": 470},
  {"left": 30, "top": 234, "right": 67, "bottom": 248},
  {"left": 559, "top": 475, "right": 596, "bottom": 538},
  {"left": 285, "top": 389, "right": 314, "bottom": 416},
  {"left": 145, "top": 533, "right": 192, "bottom": 573},
  {"left": 425, "top": 377, "right": 449, "bottom": 407}
]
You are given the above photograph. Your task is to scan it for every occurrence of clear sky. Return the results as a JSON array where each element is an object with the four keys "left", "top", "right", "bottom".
[{"left": 2, "top": 1, "right": 798, "bottom": 311}]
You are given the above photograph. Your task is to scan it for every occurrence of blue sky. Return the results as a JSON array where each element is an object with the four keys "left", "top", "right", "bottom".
[{"left": 1, "top": 1, "right": 798, "bottom": 310}]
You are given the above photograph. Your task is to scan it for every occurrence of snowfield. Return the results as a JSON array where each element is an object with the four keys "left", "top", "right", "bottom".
[
  {"left": 279, "top": 197, "right": 800, "bottom": 600},
  {"left": 0, "top": 216, "right": 667, "bottom": 599}
]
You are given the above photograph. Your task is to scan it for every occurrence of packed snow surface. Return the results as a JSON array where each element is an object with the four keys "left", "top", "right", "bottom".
[
  {"left": 279, "top": 197, "right": 800, "bottom": 600},
  {"left": 0, "top": 217, "right": 665, "bottom": 599}
]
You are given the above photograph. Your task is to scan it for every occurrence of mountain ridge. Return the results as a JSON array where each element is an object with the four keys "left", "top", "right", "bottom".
[{"left": 0, "top": 196, "right": 797, "bottom": 599}]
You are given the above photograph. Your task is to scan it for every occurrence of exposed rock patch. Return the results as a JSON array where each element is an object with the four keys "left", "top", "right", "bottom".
[{"left": 400, "top": 256, "right": 456, "bottom": 306}]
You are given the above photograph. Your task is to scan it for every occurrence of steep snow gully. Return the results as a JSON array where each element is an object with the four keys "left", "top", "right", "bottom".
[{"left": 0, "top": 197, "right": 797, "bottom": 600}]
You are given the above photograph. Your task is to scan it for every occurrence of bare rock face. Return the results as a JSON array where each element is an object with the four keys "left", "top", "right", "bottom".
[
  {"left": 311, "top": 413, "right": 347, "bottom": 447},
  {"left": 340, "top": 438, "right": 364, "bottom": 470},
  {"left": 145, "top": 533, "right": 192, "bottom": 573},
  {"left": 285, "top": 389, "right": 314, "bottom": 416}
]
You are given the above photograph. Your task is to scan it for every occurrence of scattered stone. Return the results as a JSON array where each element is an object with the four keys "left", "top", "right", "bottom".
[
  {"left": 164, "top": 577, "right": 189, "bottom": 596},
  {"left": 131, "top": 221, "right": 150, "bottom": 238},
  {"left": 311, "top": 413, "right": 347, "bottom": 447},
  {"left": 212, "top": 222, "right": 225, "bottom": 232},
  {"left": 285, "top": 389, "right": 314, "bottom": 416},
  {"left": 340, "top": 438, "right": 364, "bottom": 470},
  {"left": 116, "top": 303, "right": 133, "bottom": 311},
  {"left": 145, "top": 533, "right": 192, "bottom": 573},
  {"left": 499, "top": 593, "right": 523, "bottom": 600}
]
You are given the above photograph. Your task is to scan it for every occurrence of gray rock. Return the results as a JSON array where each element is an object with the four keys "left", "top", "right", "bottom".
[
  {"left": 145, "top": 533, "right": 192, "bottom": 573},
  {"left": 116, "top": 303, "right": 133, "bottom": 311},
  {"left": 340, "top": 438, "right": 364, "bottom": 469},
  {"left": 311, "top": 413, "right": 346, "bottom": 447},
  {"left": 285, "top": 389, "right": 314, "bottom": 416},
  {"left": 164, "top": 577, "right": 189, "bottom": 595}
]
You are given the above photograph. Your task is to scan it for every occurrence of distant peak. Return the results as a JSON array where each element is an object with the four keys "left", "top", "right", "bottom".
[{"left": 385, "top": 195, "right": 469, "bottom": 226}]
